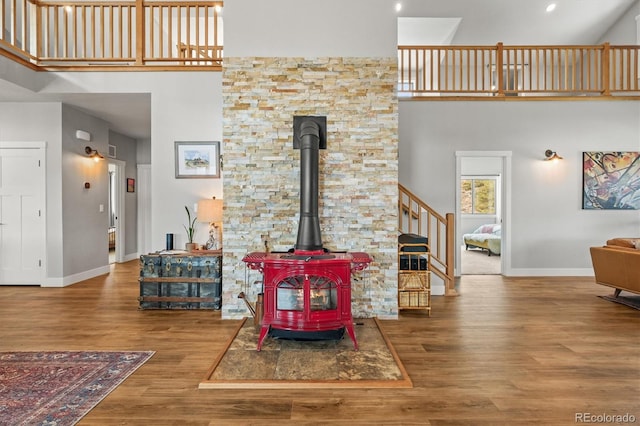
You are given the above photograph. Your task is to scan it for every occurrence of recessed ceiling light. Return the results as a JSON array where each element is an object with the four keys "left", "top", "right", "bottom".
[
  {"left": 546, "top": 3, "right": 556, "bottom": 12},
  {"left": 395, "top": 2, "right": 402, "bottom": 12}
]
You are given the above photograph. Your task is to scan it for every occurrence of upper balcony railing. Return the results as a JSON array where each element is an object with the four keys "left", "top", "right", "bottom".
[
  {"left": 1, "top": 0, "right": 639, "bottom": 100},
  {"left": 398, "top": 43, "right": 640, "bottom": 99},
  {"left": 0, "top": 0, "right": 223, "bottom": 70}
]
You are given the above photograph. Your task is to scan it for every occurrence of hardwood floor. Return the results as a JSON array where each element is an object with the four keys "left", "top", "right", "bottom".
[{"left": 1, "top": 261, "right": 638, "bottom": 425}]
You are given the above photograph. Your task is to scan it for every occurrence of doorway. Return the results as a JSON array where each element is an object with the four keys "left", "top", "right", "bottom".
[
  {"left": 108, "top": 159, "right": 126, "bottom": 264},
  {"left": 455, "top": 151, "right": 512, "bottom": 276}
]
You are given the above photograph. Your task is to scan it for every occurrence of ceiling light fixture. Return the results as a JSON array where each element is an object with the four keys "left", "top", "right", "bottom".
[
  {"left": 85, "top": 146, "right": 104, "bottom": 162},
  {"left": 544, "top": 149, "right": 563, "bottom": 161},
  {"left": 395, "top": 2, "right": 402, "bottom": 12},
  {"left": 546, "top": 3, "right": 556, "bottom": 13}
]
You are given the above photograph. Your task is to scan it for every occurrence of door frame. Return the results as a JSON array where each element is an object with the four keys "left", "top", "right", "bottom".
[
  {"left": 455, "top": 151, "right": 512, "bottom": 276},
  {"left": 137, "top": 164, "right": 152, "bottom": 256},
  {"left": 109, "top": 158, "right": 126, "bottom": 263}
]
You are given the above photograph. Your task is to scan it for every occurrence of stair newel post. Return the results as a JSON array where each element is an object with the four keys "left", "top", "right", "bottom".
[{"left": 445, "top": 212, "right": 458, "bottom": 296}]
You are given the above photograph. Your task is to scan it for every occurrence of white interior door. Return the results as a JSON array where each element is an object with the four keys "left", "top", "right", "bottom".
[{"left": 0, "top": 144, "right": 46, "bottom": 285}]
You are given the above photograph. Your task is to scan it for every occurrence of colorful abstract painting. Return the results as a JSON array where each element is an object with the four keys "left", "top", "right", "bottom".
[{"left": 583, "top": 151, "right": 640, "bottom": 210}]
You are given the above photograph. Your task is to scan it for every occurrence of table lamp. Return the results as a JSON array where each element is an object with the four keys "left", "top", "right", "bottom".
[{"left": 197, "top": 197, "right": 223, "bottom": 250}]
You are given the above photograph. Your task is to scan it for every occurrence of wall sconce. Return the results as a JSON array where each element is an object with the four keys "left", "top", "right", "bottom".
[
  {"left": 85, "top": 146, "right": 104, "bottom": 162},
  {"left": 544, "top": 149, "right": 563, "bottom": 161},
  {"left": 197, "top": 197, "right": 223, "bottom": 250}
]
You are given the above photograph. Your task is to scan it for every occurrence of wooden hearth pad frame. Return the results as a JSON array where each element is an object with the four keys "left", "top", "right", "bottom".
[{"left": 199, "top": 317, "right": 412, "bottom": 389}]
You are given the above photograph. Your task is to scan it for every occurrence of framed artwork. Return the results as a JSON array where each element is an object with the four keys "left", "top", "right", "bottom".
[
  {"left": 583, "top": 151, "right": 640, "bottom": 210},
  {"left": 127, "top": 178, "right": 135, "bottom": 193},
  {"left": 175, "top": 141, "right": 220, "bottom": 178}
]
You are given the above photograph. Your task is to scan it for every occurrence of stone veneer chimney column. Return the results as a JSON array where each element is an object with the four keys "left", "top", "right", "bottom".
[{"left": 222, "top": 56, "right": 398, "bottom": 319}]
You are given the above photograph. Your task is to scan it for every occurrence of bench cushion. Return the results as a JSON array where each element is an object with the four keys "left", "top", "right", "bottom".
[{"left": 398, "top": 233, "right": 428, "bottom": 252}]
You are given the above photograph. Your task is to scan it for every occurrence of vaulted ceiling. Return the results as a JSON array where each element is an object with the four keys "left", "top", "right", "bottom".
[{"left": 397, "top": 0, "right": 636, "bottom": 45}]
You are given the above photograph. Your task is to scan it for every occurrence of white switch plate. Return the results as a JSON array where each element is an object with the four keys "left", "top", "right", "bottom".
[{"left": 99, "top": 204, "right": 104, "bottom": 212}]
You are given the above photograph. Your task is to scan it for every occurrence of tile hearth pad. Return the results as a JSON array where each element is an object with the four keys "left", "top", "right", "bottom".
[{"left": 199, "top": 318, "right": 412, "bottom": 389}]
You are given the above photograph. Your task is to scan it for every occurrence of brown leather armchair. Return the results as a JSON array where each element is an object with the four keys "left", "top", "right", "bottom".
[{"left": 590, "top": 238, "right": 640, "bottom": 296}]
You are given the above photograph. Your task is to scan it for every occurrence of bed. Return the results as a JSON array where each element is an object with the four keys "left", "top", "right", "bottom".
[{"left": 463, "top": 224, "right": 501, "bottom": 256}]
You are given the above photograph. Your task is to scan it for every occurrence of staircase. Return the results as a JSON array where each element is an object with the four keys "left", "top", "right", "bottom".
[{"left": 398, "top": 183, "right": 456, "bottom": 296}]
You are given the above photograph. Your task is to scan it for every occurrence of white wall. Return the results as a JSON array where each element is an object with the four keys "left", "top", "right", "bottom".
[
  {"left": 61, "top": 105, "right": 111, "bottom": 278},
  {"left": 137, "top": 138, "right": 151, "bottom": 164},
  {"left": 399, "top": 101, "right": 640, "bottom": 275},
  {"left": 224, "top": 0, "right": 398, "bottom": 57}
]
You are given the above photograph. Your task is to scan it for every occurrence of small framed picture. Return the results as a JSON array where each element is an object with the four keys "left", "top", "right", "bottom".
[
  {"left": 175, "top": 141, "right": 221, "bottom": 178},
  {"left": 127, "top": 178, "right": 135, "bottom": 193}
]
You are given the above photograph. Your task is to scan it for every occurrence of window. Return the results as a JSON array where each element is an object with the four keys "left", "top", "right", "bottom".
[{"left": 461, "top": 177, "right": 497, "bottom": 214}]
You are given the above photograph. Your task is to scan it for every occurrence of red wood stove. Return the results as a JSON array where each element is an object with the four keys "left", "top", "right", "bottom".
[
  {"left": 243, "top": 250, "right": 371, "bottom": 351},
  {"left": 242, "top": 116, "right": 371, "bottom": 351}
]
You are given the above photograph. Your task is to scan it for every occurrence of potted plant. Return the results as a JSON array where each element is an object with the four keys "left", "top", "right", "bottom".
[{"left": 184, "top": 205, "right": 198, "bottom": 251}]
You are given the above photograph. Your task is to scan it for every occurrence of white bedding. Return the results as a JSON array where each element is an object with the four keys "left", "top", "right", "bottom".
[{"left": 463, "top": 224, "right": 501, "bottom": 255}]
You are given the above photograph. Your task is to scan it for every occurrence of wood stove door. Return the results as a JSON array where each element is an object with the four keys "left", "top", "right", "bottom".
[
  {"left": 306, "top": 274, "right": 340, "bottom": 322},
  {"left": 272, "top": 267, "right": 343, "bottom": 327}
]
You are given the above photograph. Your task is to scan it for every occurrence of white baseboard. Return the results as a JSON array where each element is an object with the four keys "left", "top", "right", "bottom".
[
  {"left": 42, "top": 265, "right": 111, "bottom": 287},
  {"left": 431, "top": 282, "right": 445, "bottom": 295},
  {"left": 454, "top": 268, "right": 595, "bottom": 278},
  {"left": 505, "top": 268, "right": 594, "bottom": 277}
]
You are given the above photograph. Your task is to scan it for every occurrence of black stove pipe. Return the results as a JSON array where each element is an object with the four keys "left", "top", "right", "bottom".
[{"left": 295, "top": 120, "right": 323, "bottom": 251}]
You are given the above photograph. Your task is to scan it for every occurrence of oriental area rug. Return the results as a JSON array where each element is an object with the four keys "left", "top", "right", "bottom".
[
  {"left": 199, "top": 317, "right": 412, "bottom": 389},
  {"left": 0, "top": 351, "right": 154, "bottom": 426}
]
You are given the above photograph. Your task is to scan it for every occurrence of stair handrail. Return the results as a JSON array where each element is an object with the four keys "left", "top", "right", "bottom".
[{"left": 399, "top": 183, "right": 456, "bottom": 296}]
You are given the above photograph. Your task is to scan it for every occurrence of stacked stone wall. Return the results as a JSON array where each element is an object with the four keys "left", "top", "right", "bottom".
[{"left": 222, "top": 57, "right": 398, "bottom": 319}]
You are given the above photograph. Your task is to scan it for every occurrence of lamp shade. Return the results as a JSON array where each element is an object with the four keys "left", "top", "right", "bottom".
[{"left": 197, "top": 197, "right": 223, "bottom": 223}]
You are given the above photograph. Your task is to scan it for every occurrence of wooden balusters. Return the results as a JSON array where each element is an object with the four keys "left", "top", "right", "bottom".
[{"left": 398, "top": 43, "right": 639, "bottom": 98}]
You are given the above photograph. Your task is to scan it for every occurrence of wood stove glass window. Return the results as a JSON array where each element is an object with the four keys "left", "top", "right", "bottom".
[
  {"left": 277, "top": 276, "right": 304, "bottom": 311},
  {"left": 309, "top": 276, "right": 337, "bottom": 311},
  {"left": 276, "top": 275, "right": 337, "bottom": 311}
]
